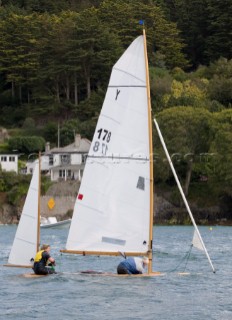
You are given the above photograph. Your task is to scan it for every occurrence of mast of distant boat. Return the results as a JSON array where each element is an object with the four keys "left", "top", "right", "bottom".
[
  {"left": 37, "top": 152, "right": 41, "bottom": 252},
  {"left": 143, "top": 27, "right": 154, "bottom": 275}
]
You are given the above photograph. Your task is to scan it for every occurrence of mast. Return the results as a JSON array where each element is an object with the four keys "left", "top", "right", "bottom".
[
  {"left": 37, "top": 152, "right": 41, "bottom": 252},
  {"left": 143, "top": 28, "right": 154, "bottom": 274}
]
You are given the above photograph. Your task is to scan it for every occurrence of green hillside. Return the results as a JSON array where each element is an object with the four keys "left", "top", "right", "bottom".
[{"left": 0, "top": 0, "right": 231, "bottom": 221}]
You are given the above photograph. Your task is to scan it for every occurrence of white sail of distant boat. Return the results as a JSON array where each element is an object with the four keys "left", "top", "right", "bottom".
[
  {"left": 6, "top": 160, "right": 41, "bottom": 268},
  {"left": 61, "top": 30, "right": 155, "bottom": 273},
  {"left": 61, "top": 29, "right": 215, "bottom": 274},
  {"left": 192, "top": 230, "right": 204, "bottom": 251}
]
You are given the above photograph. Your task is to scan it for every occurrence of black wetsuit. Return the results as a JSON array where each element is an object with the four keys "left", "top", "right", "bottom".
[{"left": 33, "top": 251, "right": 55, "bottom": 275}]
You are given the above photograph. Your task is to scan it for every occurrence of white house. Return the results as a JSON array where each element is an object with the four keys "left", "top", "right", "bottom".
[
  {"left": 0, "top": 154, "right": 19, "bottom": 173},
  {"left": 26, "top": 134, "right": 91, "bottom": 181}
]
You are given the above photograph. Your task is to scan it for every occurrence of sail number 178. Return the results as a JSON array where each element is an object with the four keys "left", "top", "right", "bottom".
[
  {"left": 93, "top": 128, "right": 111, "bottom": 155},
  {"left": 97, "top": 129, "right": 111, "bottom": 142}
]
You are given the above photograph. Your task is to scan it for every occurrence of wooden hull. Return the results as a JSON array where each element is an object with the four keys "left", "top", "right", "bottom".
[
  {"left": 21, "top": 271, "right": 192, "bottom": 278},
  {"left": 22, "top": 273, "right": 49, "bottom": 278},
  {"left": 65, "top": 271, "right": 165, "bottom": 277}
]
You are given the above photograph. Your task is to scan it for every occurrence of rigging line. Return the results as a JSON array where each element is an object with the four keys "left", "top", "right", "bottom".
[
  {"left": 183, "top": 245, "right": 193, "bottom": 273},
  {"left": 161, "top": 246, "right": 193, "bottom": 273},
  {"left": 119, "top": 251, "right": 127, "bottom": 259}
]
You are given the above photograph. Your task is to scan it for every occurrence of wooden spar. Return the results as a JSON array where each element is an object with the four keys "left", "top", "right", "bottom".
[
  {"left": 143, "top": 28, "right": 154, "bottom": 274},
  {"left": 154, "top": 119, "right": 216, "bottom": 273},
  {"left": 37, "top": 152, "right": 41, "bottom": 252},
  {"left": 60, "top": 250, "right": 149, "bottom": 256},
  {"left": 3, "top": 264, "right": 32, "bottom": 268}
]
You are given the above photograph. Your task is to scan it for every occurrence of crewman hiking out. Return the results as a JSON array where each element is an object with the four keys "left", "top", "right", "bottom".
[{"left": 117, "top": 256, "right": 149, "bottom": 275}]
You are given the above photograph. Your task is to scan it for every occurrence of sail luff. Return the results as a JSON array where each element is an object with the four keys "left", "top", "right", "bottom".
[
  {"left": 37, "top": 152, "right": 41, "bottom": 252},
  {"left": 143, "top": 29, "right": 154, "bottom": 274},
  {"left": 154, "top": 118, "right": 215, "bottom": 273}
]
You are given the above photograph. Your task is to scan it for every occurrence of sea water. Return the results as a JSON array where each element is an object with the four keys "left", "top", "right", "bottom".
[{"left": 0, "top": 225, "right": 231, "bottom": 320}]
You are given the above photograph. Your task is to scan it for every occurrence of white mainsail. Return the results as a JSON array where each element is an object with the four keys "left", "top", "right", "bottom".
[
  {"left": 7, "top": 162, "right": 39, "bottom": 267},
  {"left": 65, "top": 35, "right": 151, "bottom": 254}
]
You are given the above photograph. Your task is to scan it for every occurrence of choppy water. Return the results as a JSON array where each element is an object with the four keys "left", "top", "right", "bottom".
[{"left": 0, "top": 225, "right": 231, "bottom": 320}]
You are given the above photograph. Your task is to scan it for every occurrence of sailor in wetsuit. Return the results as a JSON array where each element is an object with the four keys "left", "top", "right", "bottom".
[
  {"left": 33, "top": 244, "right": 56, "bottom": 275},
  {"left": 117, "top": 256, "right": 149, "bottom": 275}
]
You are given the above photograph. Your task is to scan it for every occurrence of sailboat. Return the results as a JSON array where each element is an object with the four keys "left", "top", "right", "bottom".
[
  {"left": 4, "top": 155, "right": 41, "bottom": 269},
  {"left": 60, "top": 29, "right": 215, "bottom": 275}
]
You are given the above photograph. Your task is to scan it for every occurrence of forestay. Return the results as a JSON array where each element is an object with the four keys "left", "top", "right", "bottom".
[
  {"left": 66, "top": 36, "right": 151, "bottom": 254},
  {"left": 8, "top": 163, "right": 39, "bottom": 267}
]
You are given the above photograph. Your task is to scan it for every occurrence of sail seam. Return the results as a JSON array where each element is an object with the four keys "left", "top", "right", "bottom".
[
  {"left": 15, "top": 237, "right": 35, "bottom": 245},
  {"left": 101, "top": 114, "right": 121, "bottom": 124},
  {"left": 113, "top": 67, "right": 145, "bottom": 84}
]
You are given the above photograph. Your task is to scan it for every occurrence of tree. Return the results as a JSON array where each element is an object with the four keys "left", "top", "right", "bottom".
[
  {"left": 205, "top": 0, "right": 232, "bottom": 62},
  {"left": 59, "top": 119, "right": 80, "bottom": 147},
  {"left": 161, "top": 0, "right": 232, "bottom": 67},
  {"left": 66, "top": 8, "right": 121, "bottom": 102},
  {"left": 0, "top": 9, "right": 41, "bottom": 102},
  {"left": 210, "top": 110, "right": 232, "bottom": 186},
  {"left": 8, "top": 136, "right": 45, "bottom": 153},
  {"left": 162, "top": 78, "right": 209, "bottom": 109},
  {"left": 154, "top": 107, "right": 215, "bottom": 196},
  {"left": 99, "top": 0, "right": 188, "bottom": 69},
  {"left": 207, "top": 58, "right": 232, "bottom": 107}
]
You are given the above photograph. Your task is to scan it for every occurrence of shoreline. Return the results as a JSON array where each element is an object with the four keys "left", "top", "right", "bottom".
[{"left": 2, "top": 221, "right": 232, "bottom": 226}]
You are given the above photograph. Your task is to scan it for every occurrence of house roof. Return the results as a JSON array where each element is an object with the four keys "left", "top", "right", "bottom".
[
  {"left": 0, "top": 153, "right": 19, "bottom": 156},
  {"left": 48, "top": 137, "right": 91, "bottom": 154}
]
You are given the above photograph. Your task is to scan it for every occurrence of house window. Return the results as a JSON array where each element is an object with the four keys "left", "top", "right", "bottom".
[
  {"left": 9, "top": 156, "right": 15, "bottom": 162},
  {"left": 49, "top": 155, "right": 54, "bottom": 165},
  {"left": 59, "top": 169, "right": 65, "bottom": 178},
  {"left": 67, "top": 170, "right": 71, "bottom": 178},
  {"left": 60, "top": 154, "right": 70, "bottom": 165},
  {"left": 82, "top": 154, "right": 87, "bottom": 163},
  {"left": 1, "top": 156, "right": 7, "bottom": 162}
]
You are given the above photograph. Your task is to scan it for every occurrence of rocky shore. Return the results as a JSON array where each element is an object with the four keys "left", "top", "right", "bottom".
[{"left": 0, "top": 191, "right": 230, "bottom": 226}]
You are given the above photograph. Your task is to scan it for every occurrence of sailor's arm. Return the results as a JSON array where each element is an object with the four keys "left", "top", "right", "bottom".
[{"left": 48, "top": 257, "right": 55, "bottom": 264}]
